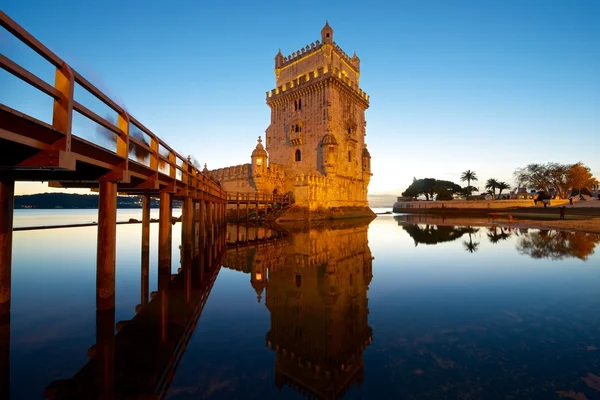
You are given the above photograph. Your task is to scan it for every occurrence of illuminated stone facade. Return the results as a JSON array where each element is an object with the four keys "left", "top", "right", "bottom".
[
  {"left": 223, "top": 222, "right": 373, "bottom": 398},
  {"left": 207, "top": 22, "right": 373, "bottom": 216}
]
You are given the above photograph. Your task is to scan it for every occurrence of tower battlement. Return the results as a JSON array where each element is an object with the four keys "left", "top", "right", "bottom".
[
  {"left": 266, "top": 67, "right": 369, "bottom": 103},
  {"left": 277, "top": 41, "right": 357, "bottom": 71}
]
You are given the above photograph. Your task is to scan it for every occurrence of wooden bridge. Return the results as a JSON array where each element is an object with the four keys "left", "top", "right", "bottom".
[
  {"left": 226, "top": 192, "right": 292, "bottom": 222},
  {"left": 0, "top": 10, "right": 231, "bottom": 317}
]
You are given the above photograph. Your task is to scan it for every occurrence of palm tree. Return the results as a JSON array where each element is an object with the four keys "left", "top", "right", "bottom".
[
  {"left": 460, "top": 170, "right": 478, "bottom": 200},
  {"left": 485, "top": 178, "right": 499, "bottom": 199},
  {"left": 497, "top": 181, "right": 511, "bottom": 199}
]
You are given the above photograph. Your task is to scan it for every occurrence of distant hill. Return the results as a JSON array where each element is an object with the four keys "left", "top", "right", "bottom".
[
  {"left": 15, "top": 193, "right": 181, "bottom": 209},
  {"left": 368, "top": 193, "right": 397, "bottom": 208}
]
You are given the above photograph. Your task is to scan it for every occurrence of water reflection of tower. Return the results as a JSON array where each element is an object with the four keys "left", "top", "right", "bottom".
[{"left": 263, "top": 224, "right": 374, "bottom": 399}]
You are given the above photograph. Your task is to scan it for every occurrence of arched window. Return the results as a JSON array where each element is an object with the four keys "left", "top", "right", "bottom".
[
  {"left": 295, "top": 274, "right": 302, "bottom": 288},
  {"left": 294, "top": 100, "right": 297, "bottom": 111},
  {"left": 298, "top": 98, "right": 302, "bottom": 110},
  {"left": 295, "top": 149, "right": 302, "bottom": 162},
  {"left": 295, "top": 125, "right": 299, "bottom": 133},
  {"left": 348, "top": 150, "right": 352, "bottom": 162}
]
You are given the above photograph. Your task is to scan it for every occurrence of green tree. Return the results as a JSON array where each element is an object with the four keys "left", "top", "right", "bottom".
[
  {"left": 485, "top": 178, "right": 499, "bottom": 199},
  {"left": 460, "top": 170, "right": 478, "bottom": 200},
  {"left": 497, "top": 181, "right": 511, "bottom": 198}
]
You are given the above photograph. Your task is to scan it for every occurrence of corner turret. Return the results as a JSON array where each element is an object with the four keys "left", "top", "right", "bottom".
[
  {"left": 352, "top": 51, "right": 360, "bottom": 72},
  {"left": 362, "top": 145, "right": 371, "bottom": 182},
  {"left": 321, "top": 134, "right": 338, "bottom": 176},
  {"left": 275, "top": 48, "right": 284, "bottom": 69},
  {"left": 251, "top": 136, "right": 268, "bottom": 175},
  {"left": 321, "top": 21, "right": 333, "bottom": 44}
]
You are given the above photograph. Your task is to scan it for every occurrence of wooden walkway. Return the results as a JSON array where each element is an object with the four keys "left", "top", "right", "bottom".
[{"left": 0, "top": 11, "right": 229, "bottom": 317}]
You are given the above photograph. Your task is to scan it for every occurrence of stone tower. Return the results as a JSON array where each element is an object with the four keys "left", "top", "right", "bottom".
[
  {"left": 207, "top": 22, "right": 374, "bottom": 220},
  {"left": 265, "top": 22, "right": 372, "bottom": 212}
]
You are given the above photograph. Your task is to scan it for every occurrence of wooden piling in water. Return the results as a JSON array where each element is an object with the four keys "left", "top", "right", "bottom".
[
  {"left": 96, "top": 181, "right": 117, "bottom": 311},
  {"left": 255, "top": 192, "right": 259, "bottom": 222},
  {"left": 236, "top": 193, "right": 240, "bottom": 223},
  {"left": 158, "top": 191, "right": 172, "bottom": 281},
  {"left": 0, "top": 312, "right": 9, "bottom": 400},
  {"left": 0, "top": 179, "right": 14, "bottom": 317},
  {"left": 141, "top": 195, "right": 150, "bottom": 306}
]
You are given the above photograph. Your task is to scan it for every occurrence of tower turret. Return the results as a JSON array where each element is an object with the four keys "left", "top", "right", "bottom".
[
  {"left": 275, "top": 48, "right": 284, "bottom": 69},
  {"left": 362, "top": 145, "right": 371, "bottom": 183},
  {"left": 321, "top": 134, "right": 338, "bottom": 175},
  {"left": 321, "top": 21, "right": 333, "bottom": 44},
  {"left": 251, "top": 136, "right": 268, "bottom": 175},
  {"left": 351, "top": 51, "right": 360, "bottom": 72}
]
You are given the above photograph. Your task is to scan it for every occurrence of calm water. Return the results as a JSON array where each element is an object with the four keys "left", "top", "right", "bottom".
[{"left": 5, "top": 211, "right": 600, "bottom": 399}]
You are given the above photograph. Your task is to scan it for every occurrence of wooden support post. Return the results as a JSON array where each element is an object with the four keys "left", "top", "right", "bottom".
[
  {"left": 0, "top": 179, "right": 14, "bottom": 317},
  {"left": 207, "top": 200, "right": 213, "bottom": 240},
  {"left": 236, "top": 193, "right": 240, "bottom": 222},
  {"left": 182, "top": 197, "right": 193, "bottom": 303},
  {"left": 141, "top": 195, "right": 150, "bottom": 307},
  {"left": 246, "top": 196, "right": 249, "bottom": 221},
  {"left": 158, "top": 192, "right": 171, "bottom": 343},
  {"left": 183, "top": 197, "right": 193, "bottom": 247},
  {"left": 265, "top": 194, "right": 269, "bottom": 218},
  {"left": 158, "top": 191, "right": 172, "bottom": 288},
  {"left": 199, "top": 198, "right": 206, "bottom": 244},
  {"left": 96, "top": 309, "right": 115, "bottom": 399},
  {"left": 96, "top": 181, "right": 117, "bottom": 311},
  {"left": 0, "top": 312, "right": 9, "bottom": 400}
]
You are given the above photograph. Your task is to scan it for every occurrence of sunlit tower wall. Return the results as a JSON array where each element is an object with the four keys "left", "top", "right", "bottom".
[{"left": 265, "top": 22, "right": 372, "bottom": 211}]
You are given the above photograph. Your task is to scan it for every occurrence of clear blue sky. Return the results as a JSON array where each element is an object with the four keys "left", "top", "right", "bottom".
[{"left": 1, "top": 0, "right": 599, "bottom": 197}]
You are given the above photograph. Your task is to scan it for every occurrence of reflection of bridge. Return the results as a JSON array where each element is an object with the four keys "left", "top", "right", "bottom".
[
  {"left": 0, "top": 11, "right": 228, "bottom": 318},
  {"left": 44, "top": 231, "right": 227, "bottom": 399}
]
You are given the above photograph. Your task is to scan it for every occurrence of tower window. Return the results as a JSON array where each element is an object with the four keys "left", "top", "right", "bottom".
[
  {"left": 298, "top": 98, "right": 302, "bottom": 110},
  {"left": 295, "top": 125, "right": 299, "bottom": 133},
  {"left": 295, "top": 274, "right": 302, "bottom": 288},
  {"left": 294, "top": 100, "right": 297, "bottom": 111},
  {"left": 348, "top": 150, "right": 352, "bottom": 162},
  {"left": 295, "top": 149, "right": 302, "bottom": 162},
  {"left": 326, "top": 33, "right": 330, "bottom": 38}
]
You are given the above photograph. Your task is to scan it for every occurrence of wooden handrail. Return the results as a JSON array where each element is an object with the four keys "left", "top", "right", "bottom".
[
  {"left": 0, "top": 55, "right": 61, "bottom": 99},
  {"left": 0, "top": 10, "right": 63, "bottom": 68},
  {"left": 73, "top": 101, "right": 122, "bottom": 137},
  {"left": 0, "top": 11, "right": 227, "bottom": 200}
]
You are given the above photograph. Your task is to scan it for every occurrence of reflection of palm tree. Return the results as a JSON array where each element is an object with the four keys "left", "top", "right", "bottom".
[
  {"left": 487, "top": 226, "right": 512, "bottom": 244},
  {"left": 462, "top": 229, "right": 480, "bottom": 253}
]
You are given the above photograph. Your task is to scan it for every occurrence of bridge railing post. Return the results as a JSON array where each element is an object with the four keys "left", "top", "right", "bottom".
[{"left": 52, "top": 62, "right": 74, "bottom": 152}]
